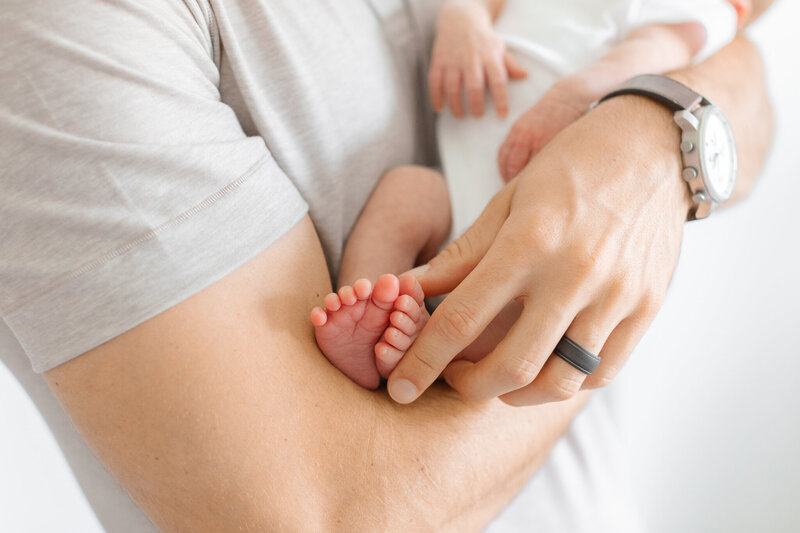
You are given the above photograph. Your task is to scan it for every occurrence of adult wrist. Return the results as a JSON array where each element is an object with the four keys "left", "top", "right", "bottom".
[
  {"left": 590, "top": 95, "right": 694, "bottom": 221},
  {"left": 595, "top": 73, "right": 741, "bottom": 220}
]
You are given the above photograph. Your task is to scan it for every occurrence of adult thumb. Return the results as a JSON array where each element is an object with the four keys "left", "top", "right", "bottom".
[{"left": 414, "top": 180, "right": 516, "bottom": 297}]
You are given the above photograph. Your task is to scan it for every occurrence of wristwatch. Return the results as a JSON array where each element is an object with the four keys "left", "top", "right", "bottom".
[{"left": 596, "top": 74, "right": 738, "bottom": 220}]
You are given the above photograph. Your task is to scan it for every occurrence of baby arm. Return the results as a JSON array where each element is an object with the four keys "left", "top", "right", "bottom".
[
  {"left": 430, "top": 0, "right": 527, "bottom": 118},
  {"left": 498, "top": 22, "right": 708, "bottom": 181}
]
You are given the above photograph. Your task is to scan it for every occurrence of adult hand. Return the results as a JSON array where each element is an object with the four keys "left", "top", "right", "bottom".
[
  {"left": 429, "top": 0, "right": 527, "bottom": 118},
  {"left": 387, "top": 95, "right": 692, "bottom": 406}
]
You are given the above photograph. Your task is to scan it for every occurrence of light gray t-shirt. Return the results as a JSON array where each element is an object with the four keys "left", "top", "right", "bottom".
[{"left": 0, "top": 1, "right": 638, "bottom": 531}]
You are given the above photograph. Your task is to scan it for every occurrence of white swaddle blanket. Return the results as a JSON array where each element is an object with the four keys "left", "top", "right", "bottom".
[
  {"left": 438, "top": 0, "right": 738, "bottom": 241},
  {"left": 438, "top": 2, "right": 738, "bottom": 531}
]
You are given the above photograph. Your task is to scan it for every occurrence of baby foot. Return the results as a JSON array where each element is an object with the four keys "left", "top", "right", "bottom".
[
  {"left": 310, "top": 273, "right": 429, "bottom": 389},
  {"left": 310, "top": 274, "right": 398, "bottom": 389},
  {"left": 374, "top": 273, "right": 430, "bottom": 379}
]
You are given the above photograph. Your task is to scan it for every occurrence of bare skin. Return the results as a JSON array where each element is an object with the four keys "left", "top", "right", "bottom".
[
  {"left": 309, "top": 165, "right": 506, "bottom": 387},
  {"left": 310, "top": 4, "right": 719, "bottom": 390},
  {"left": 388, "top": 33, "right": 776, "bottom": 406},
  {"left": 429, "top": 0, "right": 527, "bottom": 118},
  {"left": 498, "top": 22, "right": 708, "bottom": 181},
  {"left": 46, "top": 216, "right": 588, "bottom": 532},
  {"left": 311, "top": 166, "right": 450, "bottom": 388},
  {"left": 42, "top": 3, "right": 773, "bottom": 530},
  {"left": 311, "top": 273, "right": 430, "bottom": 388}
]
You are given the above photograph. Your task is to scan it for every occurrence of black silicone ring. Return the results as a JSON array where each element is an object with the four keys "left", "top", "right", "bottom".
[{"left": 553, "top": 336, "right": 601, "bottom": 375}]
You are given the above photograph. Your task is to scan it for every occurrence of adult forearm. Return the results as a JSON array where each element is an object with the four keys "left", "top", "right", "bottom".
[
  {"left": 46, "top": 217, "right": 585, "bottom": 533},
  {"left": 669, "top": 35, "right": 774, "bottom": 202},
  {"left": 362, "top": 387, "right": 587, "bottom": 531}
]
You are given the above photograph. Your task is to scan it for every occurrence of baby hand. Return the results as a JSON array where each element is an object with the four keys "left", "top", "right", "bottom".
[
  {"left": 497, "top": 79, "right": 588, "bottom": 181},
  {"left": 429, "top": 0, "right": 527, "bottom": 118}
]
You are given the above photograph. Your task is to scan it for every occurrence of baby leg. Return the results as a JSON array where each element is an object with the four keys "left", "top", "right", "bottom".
[
  {"left": 312, "top": 166, "right": 451, "bottom": 388},
  {"left": 338, "top": 165, "right": 451, "bottom": 286}
]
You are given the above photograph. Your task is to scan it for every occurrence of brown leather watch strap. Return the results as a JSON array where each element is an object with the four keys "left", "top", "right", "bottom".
[{"left": 597, "top": 74, "right": 709, "bottom": 111}]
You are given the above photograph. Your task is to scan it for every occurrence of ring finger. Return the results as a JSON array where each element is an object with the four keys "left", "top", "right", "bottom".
[
  {"left": 500, "top": 304, "right": 620, "bottom": 406},
  {"left": 442, "top": 294, "right": 579, "bottom": 403}
]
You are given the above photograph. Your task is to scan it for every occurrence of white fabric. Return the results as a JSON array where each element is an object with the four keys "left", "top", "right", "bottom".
[
  {"left": 440, "top": 1, "right": 736, "bottom": 531},
  {"left": 488, "top": 392, "right": 644, "bottom": 532},
  {"left": 441, "top": 0, "right": 738, "bottom": 241},
  {"left": 0, "top": 0, "right": 735, "bottom": 531}
]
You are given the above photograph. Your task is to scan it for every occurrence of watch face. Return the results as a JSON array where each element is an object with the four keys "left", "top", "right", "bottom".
[{"left": 698, "top": 106, "right": 737, "bottom": 203}]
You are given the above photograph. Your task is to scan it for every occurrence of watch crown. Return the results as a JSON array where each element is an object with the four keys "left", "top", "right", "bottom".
[
  {"left": 680, "top": 141, "right": 695, "bottom": 153},
  {"left": 692, "top": 192, "right": 709, "bottom": 204},
  {"left": 674, "top": 109, "right": 700, "bottom": 131},
  {"left": 682, "top": 167, "right": 699, "bottom": 182}
]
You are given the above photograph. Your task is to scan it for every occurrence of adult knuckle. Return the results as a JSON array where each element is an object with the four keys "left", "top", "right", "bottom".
[
  {"left": 408, "top": 349, "right": 438, "bottom": 373},
  {"left": 442, "top": 234, "right": 476, "bottom": 264},
  {"left": 524, "top": 213, "right": 564, "bottom": 256},
  {"left": 501, "top": 356, "right": 539, "bottom": 388},
  {"left": 545, "top": 374, "right": 583, "bottom": 402},
  {"left": 639, "top": 290, "right": 665, "bottom": 318},
  {"left": 499, "top": 394, "right": 529, "bottom": 407},
  {"left": 455, "top": 384, "right": 488, "bottom": 403},
  {"left": 436, "top": 302, "right": 482, "bottom": 341},
  {"left": 584, "top": 371, "right": 615, "bottom": 390},
  {"left": 610, "top": 273, "right": 639, "bottom": 299},
  {"left": 572, "top": 234, "right": 620, "bottom": 285},
  {"left": 572, "top": 240, "right": 603, "bottom": 276}
]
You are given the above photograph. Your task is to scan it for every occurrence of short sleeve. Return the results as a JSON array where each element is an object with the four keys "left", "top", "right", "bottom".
[
  {"left": 0, "top": 0, "right": 308, "bottom": 372},
  {"left": 634, "top": 0, "right": 739, "bottom": 62}
]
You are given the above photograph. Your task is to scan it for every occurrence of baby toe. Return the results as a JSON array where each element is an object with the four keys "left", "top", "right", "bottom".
[
  {"left": 375, "top": 342, "right": 405, "bottom": 378},
  {"left": 390, "top": 309, "right": 417, "bottom": 336},
  {"left": 310, "top": 306, "right": 328, "bottom": 327},
  {"left": 323, "top": 292, "right": 341, "bottom": 312},
  {"left": 393, "top": 294, "right": 421, "bottom": 322},
  {"left": 384, "top": 326, "right": 413, "bottom": 352},
  {"left": 353, "top": 278, "right": 372, "bottom": 300},
  {"left": 371, "top": 274, "right": 400, "bottom": 308},
  {"left": 338, "top": 285, "right": 357, "bottom": 306},
  {"left": 398, "top": 272, "right": 425, "bottom": 305}
]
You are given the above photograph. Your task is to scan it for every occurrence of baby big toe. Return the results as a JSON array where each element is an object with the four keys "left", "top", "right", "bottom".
[{"left": 371, "top": 274, "right": 400, "bottom": 309}]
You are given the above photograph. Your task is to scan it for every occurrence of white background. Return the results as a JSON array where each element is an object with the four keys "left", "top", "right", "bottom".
[
  {"left": 615, "top": 2, "right": 800, "bottom": 531},
  {"left": 1, "top": 2, "right": 798, "bottom": 532}
]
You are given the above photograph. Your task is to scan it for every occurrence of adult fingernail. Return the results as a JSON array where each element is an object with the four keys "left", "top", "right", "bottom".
[
  {"left": 388, "top": 379, "right": 418, "bottom": 404},
  {"left": 405, "top": 264, "right": 430, "bottom": 279}
]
